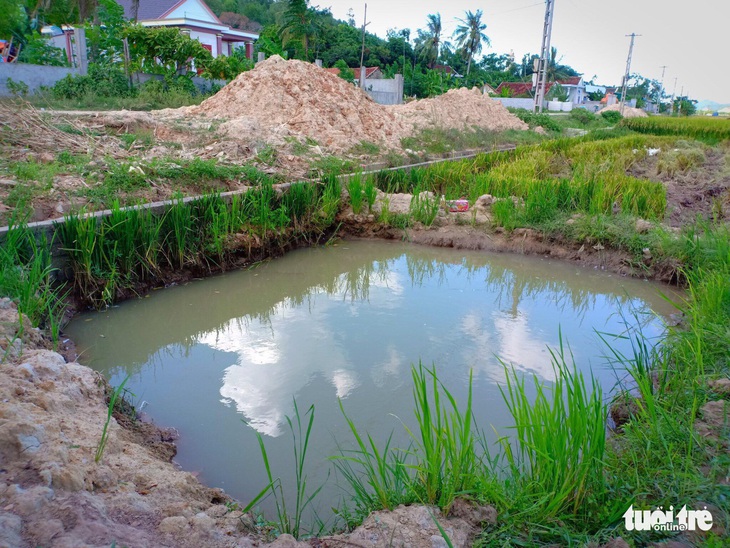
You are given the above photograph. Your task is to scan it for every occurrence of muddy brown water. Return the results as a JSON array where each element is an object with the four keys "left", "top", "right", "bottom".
[{"left": 66, "top": 240, "right": 681, "bottom": 525}]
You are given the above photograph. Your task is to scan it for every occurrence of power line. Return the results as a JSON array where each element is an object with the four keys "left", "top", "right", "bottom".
[{"left": 484, "top": 2, "right": 545, "bottom": 17}]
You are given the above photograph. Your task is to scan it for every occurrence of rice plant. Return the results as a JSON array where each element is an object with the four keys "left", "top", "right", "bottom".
[
  {"left": 409, "top": 188, "right": 440, "bottom": 227},
  {"left": 164, "top": 196, "right": 195, "bottom": 269},
  {"left": 95, "top": 376, "right": 130, "bottom": 463},
  {"left": 407, "top": 363, "right": 482, "bottom": 512},
  {"left": 332, "top": 402, "right": 415, "bottom": 521},
  {"left": 346, "top": 174, "right": 365, "bottom": 215},
  {"left": 363, "top": 176, "right": 378, "bottom": 213},
  {"left": 247, "top": 401, "right": 325, "bottom": 539},
  {"left": 0, "top": 220, "right": 66, "bottom": 340},
  {"left": 496, "top": 335, "right": 609, "bottom": 522}
]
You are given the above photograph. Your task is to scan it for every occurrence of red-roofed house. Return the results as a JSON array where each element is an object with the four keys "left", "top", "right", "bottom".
[
  {"left": 353, "top": 66, "right": 383, "bottom": 83},
  {"left": 495, "top": 81, "right": 546, "bottom": 98},
  {"left": 115, "top": 0, "right": 258, "bottom": 58}
]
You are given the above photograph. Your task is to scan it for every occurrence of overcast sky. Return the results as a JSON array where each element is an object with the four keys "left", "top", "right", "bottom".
[{"left": 318, "top": 0, "right": 729, "bottom": 104}]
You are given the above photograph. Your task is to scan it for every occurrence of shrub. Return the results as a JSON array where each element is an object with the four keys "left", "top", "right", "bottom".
[
  {"left": 509, "top": 108, "right": 562, "bottom": 133},
  {"left": 52, "top": 63, "right": 129, "bottom": 99},
  {"left": 601, "top": 110, "right": 623, "bottom": 124},
  {"left": 569, "top": 108, "right": 597, "bottom": 125}
]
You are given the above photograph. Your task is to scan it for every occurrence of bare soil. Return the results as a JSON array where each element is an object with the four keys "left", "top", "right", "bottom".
[{"left": 629, "top": 146, "right": 730, "bottom": 226}]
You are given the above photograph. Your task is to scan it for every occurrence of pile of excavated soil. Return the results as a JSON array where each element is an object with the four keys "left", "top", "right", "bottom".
[
  {"left": 184, "top": 55, "right": 404, "bottom": 152},
  {"left": 393, "top": 87, "right": 529, "bottom": 132},
  {"left": 599, "top": 103, "right": 649, "bottom": 118},
  {"left": 180, "top": 57, "right": 528, "bottom": 153}
]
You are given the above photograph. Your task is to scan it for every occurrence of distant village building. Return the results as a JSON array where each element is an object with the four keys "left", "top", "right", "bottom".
[{"left": 42, "top": 0, "right": 259, "bottom": 66}]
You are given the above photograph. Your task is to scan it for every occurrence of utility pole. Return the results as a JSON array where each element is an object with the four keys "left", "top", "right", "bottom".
[
  {"left": 359, "top": 3, "right": 369, "bottom": 89},
  {"left": 670, "top": 77, "right": 677, "bottom": 116},
  {"left": 618, "top": 33, "right": 640, "bottom": 116},
  {"left": 533, "top": 0, "right": 555, "bottom": 113},
  {"left": 678, "top": 85, "right": 684, "bottom": 116},
  {"left": 658, "top": 65, "right": 667, "bottom": 114}
]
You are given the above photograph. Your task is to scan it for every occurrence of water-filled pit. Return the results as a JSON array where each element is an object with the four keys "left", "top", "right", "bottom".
[{"left": 66, "top": 240, "right": 679, "bottom": 522}]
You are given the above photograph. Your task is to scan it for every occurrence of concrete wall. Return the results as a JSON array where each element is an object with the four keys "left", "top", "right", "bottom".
[
  {"left": 132, "top": 72, "right": 226, "bottom": 93},
  {"left": 493, "top": 97, "right": 538, "bottom": 110},
  {"left": 362, "top": 75, "right": 403, "bottom": 105},
  {"left": 0, "top": 63, "right": 80, "bottom": 96},
  {"left": 578, "top": 101, "right": 603, "bottom": 113}
]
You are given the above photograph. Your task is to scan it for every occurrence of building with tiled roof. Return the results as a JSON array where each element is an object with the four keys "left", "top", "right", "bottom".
[{"left": 115, "top": 0, "right": 258, "bottom": 58}]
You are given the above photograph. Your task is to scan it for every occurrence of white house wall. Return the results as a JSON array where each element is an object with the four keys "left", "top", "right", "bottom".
[
  {"left": 189, "top": 29, "right": 218, "bottom": 56},
  {"left": 166, "top": 0, "right": 218, "bottom": 23}
]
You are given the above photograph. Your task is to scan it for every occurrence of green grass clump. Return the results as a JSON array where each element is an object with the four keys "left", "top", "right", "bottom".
[
  {"left": 497, "top": 338, "right": 609, "bottom": 522},
  {"left": 508, "top": 108, "right": 562, "bottom": 132},
  {"left": 601, "top": 110, "right": 623, "bottom": 124},
  {"left": 346, "top": 174, "right": 365, "bottom": 214},
  {"left": 0, "top": 221, "right": 66, "bottom": 343}
]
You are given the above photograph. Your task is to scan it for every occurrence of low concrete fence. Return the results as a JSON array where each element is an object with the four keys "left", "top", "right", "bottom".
[
  {"left": 492, "top": 97, "right": 539, "bottom": 110},
  {"left": 132, "top": 72, "right": 227, "bottom": 94},
  {"left": 0, "top": 63, "right": 227, "bottom": 97},
  {"left": 362, "top": 75, "right": 404, "bottom": 105},
  {"left": 0, "top": 63, "right": 80, "bottom": 96}
]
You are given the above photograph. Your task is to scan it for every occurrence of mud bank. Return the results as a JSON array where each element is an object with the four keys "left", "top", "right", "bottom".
[{"left": 338, "top": 194, "right": 680, "bottom": 285}]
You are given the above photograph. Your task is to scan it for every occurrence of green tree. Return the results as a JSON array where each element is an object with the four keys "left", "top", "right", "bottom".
[
  {"left": 279, "top": 0, "right": 317, "bottom": 61},
  {"left": 674, "top": 96, "right": 696, "bottom": 116},
  {"left": 256, "top": 24, "right": 287, "bottom": 58},
  {"left": 453, "top": 9, "right": 489, "bottom": 77},
  {"left": 85, "top": 0, "right": 126, "bottom": 64},
  {"left": 415, "top": 13, "right": 441, "bottom": 69},
  {"left": 333, "top": 59, "right": 354, "bottom": 83},
  {"left": 0, "top": 0, "right": 26, "bottom": 40},
  {"left": 124, "top": 25, "right": 212, "bottom": 76}
]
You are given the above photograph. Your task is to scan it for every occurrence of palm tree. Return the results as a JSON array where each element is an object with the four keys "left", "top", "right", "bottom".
[
  {"left": 545, "top": 47, "right": 574, "bottom": 82},
  {"left": 279, "top": 0, "right": 317, "bottom": 61},
  {"left": 416, "top": 13, "right": 441, "bottom": 68},
  {"left": 453, "top": 9, "right": 489, "bottom": 77}
]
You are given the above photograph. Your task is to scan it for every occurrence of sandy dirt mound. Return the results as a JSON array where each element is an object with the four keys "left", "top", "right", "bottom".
[
  {"left": 393, "top": 87, "right": 529, "bottom": 132},
  {"left": 0, "top": 298, "right": 267, "bottom": 548},
  {"left": 599, "top": 103, "right": 648, "bottom": 118},
  {"left": 183, "top": 56, "right": 404, "bottom": 152}
]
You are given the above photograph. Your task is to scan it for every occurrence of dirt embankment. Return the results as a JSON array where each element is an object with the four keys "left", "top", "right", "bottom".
[
  {"left": 0, "top": 299, "right": 270, "bottom": 548},
  {"left": 338, "top": 193, "right": 683, "bottom": 284}
]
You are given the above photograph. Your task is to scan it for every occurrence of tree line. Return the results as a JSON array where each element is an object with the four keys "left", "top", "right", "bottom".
[{"left": 2, "top": 0, "right": 692, "bottom": 109}]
